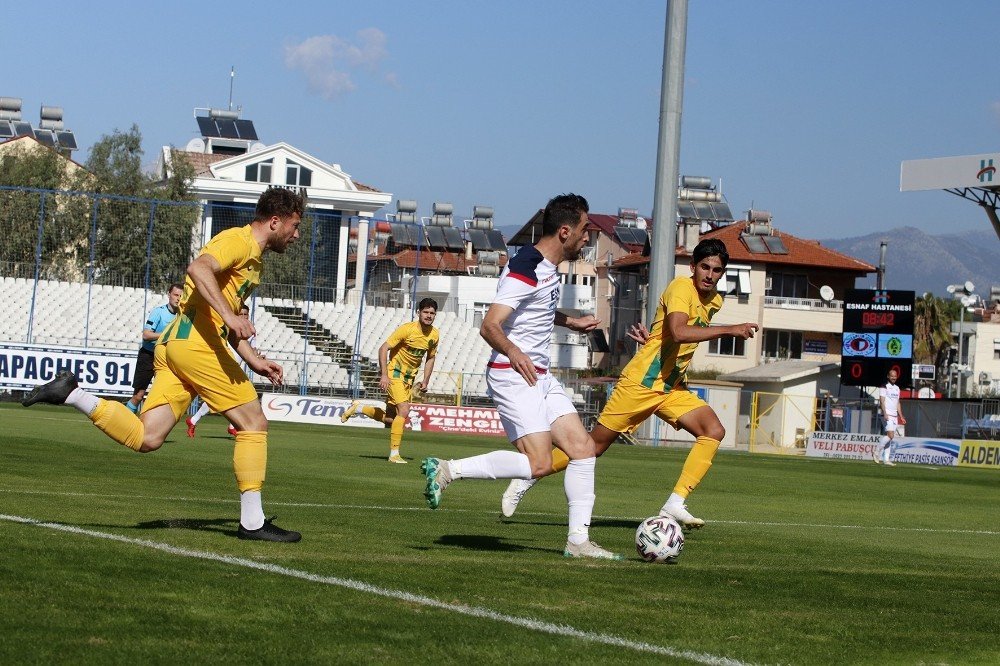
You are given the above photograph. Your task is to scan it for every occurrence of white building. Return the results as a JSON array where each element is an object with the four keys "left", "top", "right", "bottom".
[{"left": 156, "top": 109, "right": 391, "bottom": 304}]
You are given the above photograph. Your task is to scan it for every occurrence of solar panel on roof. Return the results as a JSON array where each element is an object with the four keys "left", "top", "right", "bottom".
[
  {"left": 486, "top": 229, "right": 507, "bottom": 252},
  {"left": 55, "top": 130, "right": 77, "bottom": 150},
  {"left": 216, "top": 119, "right": 239, "bottom": 139},
  {"left": 677, "top": 201, "right": 697, "bottom": 219},
  {"left": 711, "top": 201, "right": 734, "bottom": 221},
  {"left": 762, "top": 235, "right": 789, "bottom": 254},
  {"left": 197, "top": 116, "right": 220, "bottom": 138},
  {"left": 632, "top": 229, "right": 649, "bottom": 246},
  {"left": 0, "top": 121, "right": 13, "bottom": 138},
  {"left": 469, "top": 229, "right": 491, "bottom": 251},
  {"left": 443, "top": 226, "right": 465, "bottom": 250},
  {"left": 614, "top": 226, "right": 634, "bottom": 244},
  {"left": 425, "top": 225, "right": 446, "bottom": 249},
  {"left": 13, "top": 121, "right": 33, "bottom": 137},
  {"left": 34, "top": 129, "right": 56, "bottom": 147},
  {"left": 741, "top": 233, "right": 768, "bottom": 254},
  {"left": 234, "top": 119, "right": 258, "bottom": 140},
  {"left": 693, "top": 201, "right": 714, "bottom": 220},
  {"left": 389, "top": 222, "right": 416, "bottom": 247}
]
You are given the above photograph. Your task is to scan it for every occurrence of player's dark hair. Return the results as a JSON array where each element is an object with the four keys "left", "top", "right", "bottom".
[
  {"left": 417, "top": 297, "right": 438, "bottom": 312},
  {"left": 168, "top": 282, "right": 184, "bottom": 293},
  {"left": 691, "top": 238, "right": 729, "bottom": 267},
  {"left": 541, "top": 193, "right": 589, "bottom": 237},
  {"left": 255, "top": 187, "right": 306, "bottom": 221}
]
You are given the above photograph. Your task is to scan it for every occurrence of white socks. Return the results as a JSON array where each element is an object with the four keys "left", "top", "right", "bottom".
[
  {"left": 450, "top": 451, "right": 532, "bottom": 480},
  {"left": 240, "top": 491, "right": 265, "bottom": 530},
  {"left": 662, "top": 492, "right": 687, "bottom": 514},
  {"left": 565, "top": 457, "right": 596, "bottom": 545},
  {"left": 64, "top": 388, "right": 99, "bottom": 416},
  {"left": 881, "top": 436, "right": 893, "bottom": 463},
  {"left": 190, "top": 401, "right": 211, "bottom": 425}
]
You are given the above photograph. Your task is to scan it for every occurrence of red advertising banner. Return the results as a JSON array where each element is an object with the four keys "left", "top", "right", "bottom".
[{"left": 408, "top": 404, "right": 506, "bottom": 437}]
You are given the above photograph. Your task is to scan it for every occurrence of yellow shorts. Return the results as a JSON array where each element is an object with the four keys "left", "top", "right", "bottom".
[
  {"left": 142, "top": 340, "right": 258, "bottom": 420},
  {"left": 386, "top": 377, "right": 415, "bottom": 407},
  {"left": 596, "top": 376, "right": 707, "bottom": 434}
]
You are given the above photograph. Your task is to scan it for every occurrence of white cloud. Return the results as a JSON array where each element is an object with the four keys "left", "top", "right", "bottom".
[{"left": 284, "top": 29, "right": 390, "bottom": 99}]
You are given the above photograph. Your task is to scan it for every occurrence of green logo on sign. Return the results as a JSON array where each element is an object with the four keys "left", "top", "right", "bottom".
[{"left": 886, "top": 337, "right": 903, "bottom": 356}]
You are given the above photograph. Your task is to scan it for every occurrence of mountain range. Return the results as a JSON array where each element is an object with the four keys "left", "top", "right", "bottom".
[
  {"left": 819, "top": 226, "right": 1000, "bottom": 299},
  {"left": 495, "top": 223, "right": 1000, "bottom": 300}
]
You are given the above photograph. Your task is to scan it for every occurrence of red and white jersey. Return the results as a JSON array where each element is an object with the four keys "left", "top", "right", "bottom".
[
  {"left": 487, "top": 245, "right": 560, "bottom": 371},
  {"left": 879, "top": 382, "right": 900, "bottom": 417}
]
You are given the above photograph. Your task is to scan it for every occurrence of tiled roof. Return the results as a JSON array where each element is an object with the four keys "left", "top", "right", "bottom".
[
  {"left": 352, "top": 180, "right": 382, "bottom": 193},
  {"left": 611, "top": 221, "right": 874, "bottom": 274},
  {"left": 691, "top": 221, "right": 875, "bottom": 272},
  {"left": 355, "top": 249, "right": 507, "bottom": 272},
  {"left": 171, "top": 150, "right": 229, "bottom": 177}
]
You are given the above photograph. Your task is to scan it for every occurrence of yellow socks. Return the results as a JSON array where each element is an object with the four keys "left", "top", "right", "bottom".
[
  {"left": 362, "top": 405, "right": 386, "bottom": 422},
  {"left": 673, "top": 436, "right": 720, "bottom": 497},
  {"left": 390, "top": 416, "right": 405, "bottom": 457},
  {"left": 550, "top": 447, "right": 570, "bottom": 474},
  {"left": 90, "top": 399, "right": 144, "bottom": 451},
  {"left": 233, "top": 431, "right": 268, "bottom": 493}
]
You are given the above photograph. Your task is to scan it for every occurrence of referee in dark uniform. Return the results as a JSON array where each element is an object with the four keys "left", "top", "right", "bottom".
[{"left": 125, "top": 283, "right": 183, "bottom": 414}]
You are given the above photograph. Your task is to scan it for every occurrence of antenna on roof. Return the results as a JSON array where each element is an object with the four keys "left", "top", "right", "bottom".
[{"left": 228, "top": 66, "right": 235, "bottom": 111}]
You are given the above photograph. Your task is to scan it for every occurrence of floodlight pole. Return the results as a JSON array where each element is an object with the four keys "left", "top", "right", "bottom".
[{"left": 646, "top": 0, "right": 687, "bottom": 324}]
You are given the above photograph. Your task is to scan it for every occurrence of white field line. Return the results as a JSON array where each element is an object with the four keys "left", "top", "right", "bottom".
[
  {"left": 0, "top": 513, "right": 749, "bottom": 666},
  {"left": 2, "top": 488, "right": 998, "bottom": 536}
]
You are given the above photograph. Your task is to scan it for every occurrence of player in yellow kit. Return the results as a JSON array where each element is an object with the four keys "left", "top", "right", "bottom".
[
  {"left": 342, "top": 298, "right": 439, "bottom": 463},
  {"left": 500, "top": 238, "right": 759, "bottom": 528},
  {"left": 22, "top": 187, "right": 305, "bottom": 542}
]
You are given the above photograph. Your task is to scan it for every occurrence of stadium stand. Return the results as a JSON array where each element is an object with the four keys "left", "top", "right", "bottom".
[{"left": 1, "top": 278, "right": 524, "bottom": 402}]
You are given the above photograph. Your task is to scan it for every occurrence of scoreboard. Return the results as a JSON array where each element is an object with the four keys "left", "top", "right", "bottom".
[{"left": 841, "top": 289, "right": 915, "bottom": 386}]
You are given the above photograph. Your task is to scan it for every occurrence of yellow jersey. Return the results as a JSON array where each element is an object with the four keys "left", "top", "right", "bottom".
[
  {"left": 620, "top": 276, "right": 722, "bottom": 392},
  {"left": 161, "top": 225, "right": 262, "bottom": 348},
  {"left": 386, "top": 321, "right": 439, "bottom": 384}
]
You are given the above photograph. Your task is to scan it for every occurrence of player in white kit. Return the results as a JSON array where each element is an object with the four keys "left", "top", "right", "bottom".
[
  {"left": 421, "top": 194, "right": 621, "bottom": 560},
  {"left": 874, "top": 368, "right": 906, "bottom": 466}
]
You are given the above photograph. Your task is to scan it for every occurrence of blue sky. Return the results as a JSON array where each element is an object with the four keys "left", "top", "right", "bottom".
[{"left": 6, "top": 1, "right": 1000, "bottom": 240}]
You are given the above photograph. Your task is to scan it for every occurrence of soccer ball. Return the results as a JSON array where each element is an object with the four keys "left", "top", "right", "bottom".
[{"left": 635, "top": 515, "right": 684, "bottom": 563}]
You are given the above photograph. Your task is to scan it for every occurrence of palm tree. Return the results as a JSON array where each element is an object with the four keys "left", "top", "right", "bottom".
[{"left": 913, "top": 293, "right": 954, "bottom": 391}]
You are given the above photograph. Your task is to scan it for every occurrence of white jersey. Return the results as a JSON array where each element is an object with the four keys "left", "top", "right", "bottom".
[
  {"left": 487, "top": 245, "right": 560, "bottom": 371},
  {"left": 879, "top": 382, "right": 900, "bottom": 417}
]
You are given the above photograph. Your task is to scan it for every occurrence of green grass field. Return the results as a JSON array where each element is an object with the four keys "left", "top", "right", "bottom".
[{"left": 1, "top": 402, "right": 998, "bottom": 665}]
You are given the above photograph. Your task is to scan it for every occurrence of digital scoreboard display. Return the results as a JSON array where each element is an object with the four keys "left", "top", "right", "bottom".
[{"left": 841, "top": 289, "right": 915, "bottom": 386}]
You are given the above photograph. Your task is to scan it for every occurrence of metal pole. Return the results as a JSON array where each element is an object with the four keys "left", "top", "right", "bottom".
[
  {"left": 646, "top": 0, "right": 687, "bottom": 325},
  {"left": 876, "top": 241, "right": 887, "bottom": 289},
  {"left": 957, "top": 306, "right": 965, "bottom": 398}
]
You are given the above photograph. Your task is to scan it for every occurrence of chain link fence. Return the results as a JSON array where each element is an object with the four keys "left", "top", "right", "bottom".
[{"left": 0, "top": 187, "right": 581, "bottom": 412}]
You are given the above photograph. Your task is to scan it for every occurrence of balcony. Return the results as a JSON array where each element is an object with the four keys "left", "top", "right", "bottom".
[
  {"left": 762, "top": 296, "right": 844, "bottom": 334},
  {"left": 763, "top": 296, "right": 843, "bottom": 310}
]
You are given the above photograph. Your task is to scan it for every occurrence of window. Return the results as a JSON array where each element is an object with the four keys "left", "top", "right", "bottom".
[
  {"left": 286, "top": 160, "right": 312, "bottom": 187},
  {"left": 720, "top": 263, "right": 752, "bottom": 297},
  {"left": 763, "top": 329, "right": 802, "bottom": 359},
  {"left": 245, "top": 159, "right": 273, "bottom": 183},
  {"left": 767, "top": 272, "right": 807, "bottom": 298},
  {"left": 994, "top": 339, "right": 1000, "bottom": 360},
  {"left": 709, "top": 335, "right": 746, "bottom": 356}
]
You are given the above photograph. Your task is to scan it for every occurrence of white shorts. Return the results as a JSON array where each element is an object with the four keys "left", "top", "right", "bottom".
[
  {"left": 486, "top": 367, "right": 577, "bottom": 442},
  {"left": 884, "top": 415, "right": 898, "bottom": 434}
]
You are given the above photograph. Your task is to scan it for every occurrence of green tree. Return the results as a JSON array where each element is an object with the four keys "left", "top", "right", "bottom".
[
  {"left": 0, "top": 142, "right": 92, "bottom": 280},
  {"left": 85, "top": 126, "right": 199, "bottom": 289},
  {"left": 913, "top": 293, "right": 954, "bottom": 391}
]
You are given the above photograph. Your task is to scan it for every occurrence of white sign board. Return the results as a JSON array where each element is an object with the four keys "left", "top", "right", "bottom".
[
  {"left": 806, "top": 431, "right": 959, "bottom": 466},
  {"left": 260, "top": 393, "right": 384, "bottom": 427},
  {"left": 0, "top": 343, "right": 136, "bottom": 396},
  {"left": 900, "top": 153, "right": 1000, "bottom": 191}
]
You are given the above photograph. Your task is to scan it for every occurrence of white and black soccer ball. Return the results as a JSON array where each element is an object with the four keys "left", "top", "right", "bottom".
[{"left": 635, "top": 515, "right": 684, "bottom": 563}]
